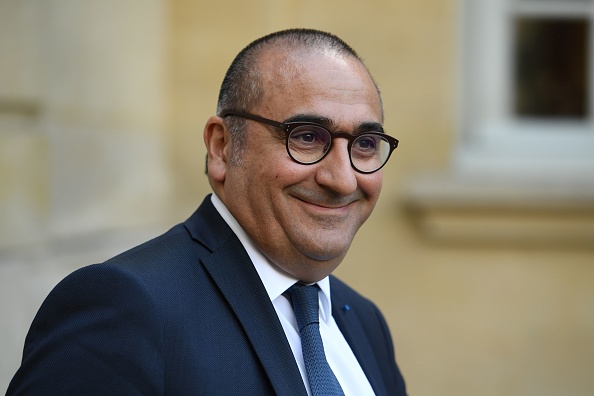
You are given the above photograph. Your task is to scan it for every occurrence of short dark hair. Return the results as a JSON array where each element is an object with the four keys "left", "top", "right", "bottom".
[{"left": 215, "top": 28, "right": 381, "bottom": 165}]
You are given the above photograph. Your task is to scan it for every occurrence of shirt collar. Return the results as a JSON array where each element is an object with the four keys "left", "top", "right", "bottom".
[{"left": 210, "top": 193, "right": 333, "bottom": 322}]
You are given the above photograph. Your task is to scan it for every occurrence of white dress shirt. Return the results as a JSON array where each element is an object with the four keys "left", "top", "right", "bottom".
[{"left": 211, "top": 194, "right": 375, "bottom": 396}]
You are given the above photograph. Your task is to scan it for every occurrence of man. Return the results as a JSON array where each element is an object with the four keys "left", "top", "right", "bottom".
[{"left": 8, "top": 29, "right": 406, "bottom": 395}]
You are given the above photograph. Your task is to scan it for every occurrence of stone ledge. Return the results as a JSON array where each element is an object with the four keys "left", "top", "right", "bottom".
[{"left": 402, "top": 173, "right": 594, "bottom": 247}]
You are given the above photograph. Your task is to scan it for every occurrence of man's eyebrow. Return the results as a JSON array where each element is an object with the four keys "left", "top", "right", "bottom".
[
  {"left": 283, "top": 114, "right": 384, "bottom": 134},
  {"left": 284, "top": 113, "right": 334, "bottom": 128},
  {"left": 355, "top": 122, "right": 385, "bottom": 134}
]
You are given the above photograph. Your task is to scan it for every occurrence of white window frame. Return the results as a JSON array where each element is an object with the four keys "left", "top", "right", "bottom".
[{"left": 456, "top": 0, "right": 594, "bottom": 179}]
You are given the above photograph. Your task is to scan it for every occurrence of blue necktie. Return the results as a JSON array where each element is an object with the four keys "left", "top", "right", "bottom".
[{"left": 285, "top": 283, "right": 345, "bottom": 396}]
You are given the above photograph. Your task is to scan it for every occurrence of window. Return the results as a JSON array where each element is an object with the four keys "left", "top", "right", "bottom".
[
  {"left": 456, "top": 0, "right": 594, "bottom": 178},
  {"left": 514, "top": 17, "right": 589, "bottom": 118}
]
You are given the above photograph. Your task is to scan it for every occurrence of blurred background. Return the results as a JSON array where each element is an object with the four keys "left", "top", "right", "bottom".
[{"left": 1, "top": 0, "right": 593, "bottom": 394}]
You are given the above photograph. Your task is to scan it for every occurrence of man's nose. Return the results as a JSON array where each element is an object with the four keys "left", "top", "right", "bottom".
[{"left": 314, "top": 139, "right": 358, "bottom": 195}]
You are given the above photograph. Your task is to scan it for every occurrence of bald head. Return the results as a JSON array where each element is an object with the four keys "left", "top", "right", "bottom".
[
  {"left": 217, "top": 29, "right": 380, "bottom": 114},
  {"left": 214, "top": 29, "right": 383, "bottom": 165}
]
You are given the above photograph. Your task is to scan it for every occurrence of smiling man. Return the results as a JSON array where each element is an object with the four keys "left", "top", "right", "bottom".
[{"left": 8, "top": 29, "right": 406, "bottom": 396}]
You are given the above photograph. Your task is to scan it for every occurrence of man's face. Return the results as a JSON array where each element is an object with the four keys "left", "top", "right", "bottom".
[{"left": 221, "top": 50, "right": 384, "bottom": 282}]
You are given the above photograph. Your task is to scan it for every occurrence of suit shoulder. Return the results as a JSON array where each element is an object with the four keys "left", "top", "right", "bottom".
[
  {"left": 105, "top": 223, "right": 191, "bottom": 263},
  {"left": 57, "top": 222, "right": 211, "bottom": 302},
  {"left": 95, "top": 223, "right": 210, "bottom": 275},
  {"left": 9, "top": 261, "right": 166, "bottom": 395}
]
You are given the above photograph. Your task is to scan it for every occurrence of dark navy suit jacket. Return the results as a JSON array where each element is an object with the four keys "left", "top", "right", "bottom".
[{"left": 7, "top": 195, "right": 406, "bottom": 395}]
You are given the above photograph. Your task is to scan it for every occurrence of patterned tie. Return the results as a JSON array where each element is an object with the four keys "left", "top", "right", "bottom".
[{"left": 285, "top": 283, "right": 345, "bottom": 396}]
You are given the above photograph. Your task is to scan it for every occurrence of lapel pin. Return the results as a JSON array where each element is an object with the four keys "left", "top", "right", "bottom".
[{"left": 342, "top": 305, "right": 350, "bottom": 313}]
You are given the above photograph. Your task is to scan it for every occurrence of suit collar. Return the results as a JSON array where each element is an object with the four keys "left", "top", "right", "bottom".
[
  {"left": 184, "top": 195, "right": 234, "bottom": 253},
  {"left": 208, "top": 193, "right": 336, "bottom": 322},
  {"left": 184, "top": 196, "right": 308, "bottom": 396},
  {"left": 331, "top": 277, "right": 388, "bottom": 396}
]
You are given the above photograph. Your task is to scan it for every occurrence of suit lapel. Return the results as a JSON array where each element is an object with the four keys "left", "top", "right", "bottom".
[
  {"left": 185, "top": 197, "right": 307, "bottom": 396},
  {"left": 331, "top": 278, "right": 387, "bottom": 396}
]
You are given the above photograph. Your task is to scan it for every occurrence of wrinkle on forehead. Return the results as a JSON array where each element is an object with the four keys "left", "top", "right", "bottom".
[
  {"left": 252, "top": 44, "right": 383, "bottom": 126},
  {"left": 269, "top": 51, "right": 377, "bottom": 96},
  {"left": 251, "top": 41, "right": 383, "bottom": 120},
  {"left": 259, "top": 45, "right": 358, "bottom": 86}
]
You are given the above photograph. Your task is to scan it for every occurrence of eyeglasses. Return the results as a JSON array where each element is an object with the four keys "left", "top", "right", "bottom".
[{"left": 220, "top": 110, "right": 398, "bottom": 174}]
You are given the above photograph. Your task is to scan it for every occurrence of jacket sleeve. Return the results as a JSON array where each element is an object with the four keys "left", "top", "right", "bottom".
[{"left": 7, "top": 264, "right": 165, "bottom": 396}]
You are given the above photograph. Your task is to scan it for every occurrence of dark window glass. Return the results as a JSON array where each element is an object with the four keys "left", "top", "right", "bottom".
[{"left": 514, "top": 17, "right": 589, "bottom": 118}]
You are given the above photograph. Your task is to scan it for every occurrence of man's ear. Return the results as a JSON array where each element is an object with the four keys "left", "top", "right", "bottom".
[{"left": 203, "top": 116, "right": 229, "bottom": 183}]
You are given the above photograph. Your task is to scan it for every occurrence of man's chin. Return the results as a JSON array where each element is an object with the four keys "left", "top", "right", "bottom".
[{"left": 300, "top": 240, "right": 352, "bottom": 263}]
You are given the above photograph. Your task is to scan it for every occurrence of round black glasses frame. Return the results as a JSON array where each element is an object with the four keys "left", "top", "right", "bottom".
[{"left": 220, "top": 110, "right": 399, "bottom": 174}]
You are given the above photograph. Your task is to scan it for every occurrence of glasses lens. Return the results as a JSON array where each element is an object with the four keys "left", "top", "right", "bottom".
[
  {"left": 350, "top": 134, "right": 392, "bottom": 173},
  {"left": 287, "top": 125, "right": 331, "bottom": 164}
]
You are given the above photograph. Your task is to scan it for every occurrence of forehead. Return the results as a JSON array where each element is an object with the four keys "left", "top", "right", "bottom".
[{"left": 254, "top": 48, "right": 383, "bottom": 126}]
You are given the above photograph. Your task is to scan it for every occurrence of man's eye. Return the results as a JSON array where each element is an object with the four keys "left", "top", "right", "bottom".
[
  {"left": 289, "top": 127, "right": 330, "bottom": 146},
  {"left": 296, "top": 132, "right": 317, "bottom": 143},
  {"left": 354, "top": 135, "right": 378, "bottom": 151}
]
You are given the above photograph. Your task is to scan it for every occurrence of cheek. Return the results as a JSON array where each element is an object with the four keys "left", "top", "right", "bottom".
[
  {"left": 271, "top": 159, "right": 311, "bottom": 184},
  {"left": 358, "top": 173, "right": 383, "bottom": 200}
]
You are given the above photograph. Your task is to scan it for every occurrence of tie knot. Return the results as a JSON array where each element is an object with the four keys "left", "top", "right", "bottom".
[{"left": 285, "top": 283, "right": 320, "bottom": 331}]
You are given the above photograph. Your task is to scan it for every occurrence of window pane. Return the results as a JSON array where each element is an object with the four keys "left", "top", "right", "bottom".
[{"left": 514, "top": 17, "right": 589, "bottom": 118}]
